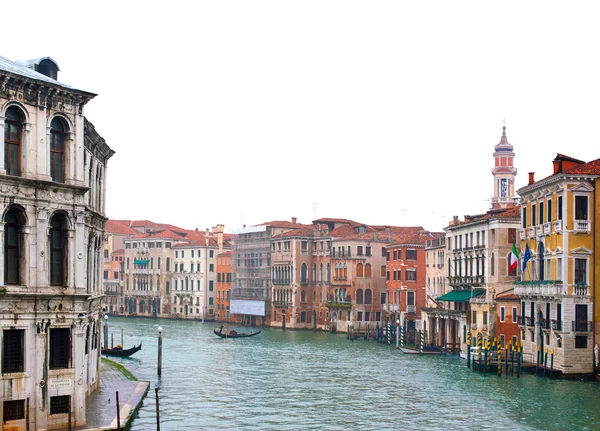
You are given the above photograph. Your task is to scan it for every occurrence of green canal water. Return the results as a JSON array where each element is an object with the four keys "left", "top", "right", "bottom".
[{"left": 104, "top": 317, "right": 600, "bottom": 431}]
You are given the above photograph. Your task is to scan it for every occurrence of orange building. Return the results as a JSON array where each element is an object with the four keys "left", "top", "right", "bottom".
[{"left": 216, "top": 251, "right": 239, "bottom": 323}]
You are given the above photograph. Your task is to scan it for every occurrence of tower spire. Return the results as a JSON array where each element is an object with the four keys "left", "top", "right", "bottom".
[{"left": 491, "top": 122, "right": 517, "bottom": 209}]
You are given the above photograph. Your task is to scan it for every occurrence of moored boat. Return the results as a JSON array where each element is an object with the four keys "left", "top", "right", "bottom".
[
  {"left": 101, "top": 343, "right": 142, "bottom": 357},
  {"left": 214, "top": 325, "right": 261, "bottom": 339}
]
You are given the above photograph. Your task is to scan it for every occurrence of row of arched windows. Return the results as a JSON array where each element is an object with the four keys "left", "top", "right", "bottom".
[
  {"left": 355, "top": 289, "right": 373, "bottom": 304},
  {"left": 3, "top": 106, "right": 68, "bottom": 182},
  {"left": 4, "top": 206, "right": 69, "bottom": 287}
]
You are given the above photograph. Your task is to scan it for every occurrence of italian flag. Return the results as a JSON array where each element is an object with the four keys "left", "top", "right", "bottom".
[{"left": 510, "top": 243, "right": 519, "bottom": 272}]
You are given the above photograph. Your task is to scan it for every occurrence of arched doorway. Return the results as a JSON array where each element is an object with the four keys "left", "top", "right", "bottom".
[{"left": 331, "top": 312, "right": 338, "bottom": 333}]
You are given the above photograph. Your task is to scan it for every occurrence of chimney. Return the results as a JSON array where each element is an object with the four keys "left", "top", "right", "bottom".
[
  {"left": 528, "top": 172, "right": 535, "bottom": 185},
  {"left": 453, "top": 215, "right": 459, "bottom": 224},
  {"left": 374, "top": 231, "right": 379, "bottom": 241},
  {"left": 292, "top": 217, "right": 297, "bottom": 224}
]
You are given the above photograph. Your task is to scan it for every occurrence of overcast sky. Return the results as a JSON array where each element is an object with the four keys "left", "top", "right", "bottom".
[{"left": 4, "top": 1, "right": 600, "bottom": 233}]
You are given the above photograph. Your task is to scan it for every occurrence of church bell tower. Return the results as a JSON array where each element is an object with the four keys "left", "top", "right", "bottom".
[{"left": 491, "top": 124, "right": 517, "bottom": 209}]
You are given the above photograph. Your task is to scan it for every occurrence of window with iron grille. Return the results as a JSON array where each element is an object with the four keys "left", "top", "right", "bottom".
[
  {"left": 50, "top": 395, "right": 70, "bottom": 415},
  {"left": 3, "top": 399, "right": 25, "bottom": 421},
  {"left": 50, "top": 328, "right": 70, "bottom": 369},
  {"left": 2, "top": 329, "right": 24, "bottom": 373}
]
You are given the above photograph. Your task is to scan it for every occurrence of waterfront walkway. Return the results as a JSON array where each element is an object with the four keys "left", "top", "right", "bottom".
[{"left": 65, "top": 358, "right": 150, "bottom": 431}]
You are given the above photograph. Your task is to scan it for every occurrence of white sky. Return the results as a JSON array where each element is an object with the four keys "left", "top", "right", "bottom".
[{"left": 4, "top": 1, "right": 600, "bottom": 233}]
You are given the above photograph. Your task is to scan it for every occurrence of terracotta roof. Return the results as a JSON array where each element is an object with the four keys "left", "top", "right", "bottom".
[
  {"left": 218, "top": 250, "right": 233, "bottom": 256},
  {"left": 562, "top": 158, "right": 600, "bottom": 175},
  {"left": 275, "top": 227, "right": 316, "bottom": 238},
  {"left": 313, "top": 218, "right": 363, "bottom": 227},
  {"left": 106, "top": 220, "right": 138, "bottom": 235},
  {"left": 449, "top": 206, "right": 520, "bottom": 227},
  {"left": 496, "top": 288, "right": 519, "bottom": 300}
]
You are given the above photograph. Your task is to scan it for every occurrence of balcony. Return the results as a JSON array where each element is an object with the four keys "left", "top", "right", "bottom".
[
  {"left": 553, "top": 219, "right": 563, "bottom": 232},
  {"left": 574, "top": 283, "right": 590, "bottom": 296},
  {"left": 469, "top": 295, "right": 489, "bottom": 304},
  {"left": 535, "top": 225, "right": 543, "bottom": 236},
  {"left": 387, "top": 304, "right": 400, "bottom": 312},
  {"left": 133, "top": 269, "right": 151, "bottom": 275},
  {"left": 525, "top": 316, "right": 535, "bottom": 327},
  {"left": 539, "top": 318, "right": 550, "bottom": 330},
  {"left": 574, "top": 220, "right": 591, "bottom": 234},
  {"left": 527, "top": 226, "right": 535, "bottom": 238},
  {"left": 572, "top": 320, "right": 593, "bottom": 332},
  {"left": 136, "top": 247, "right": 149, "bottom": 254},
  {"left": 272, "top": 301, "right": 291, "bottom": 308},
  {"left": 448, "top": 275, "right": 484, "bottom": 287},
  {"left": 543, "top": 222, "right": 552, "bottom": 235},
  {"left": 126, "top": 290, "right": 159, "bottom": 297},
  {"left": 325, "top": 301, "right": 352, "bottom": 309},
  {"left": 519, "top": 229, "right": 526, "bottom": 240},
  {"left": 551, "top": 320, "right": 563, "bottom": 332},
  {"left": 406, "top": 305, "right": 416, "bottom": 313},
  {"left": 514, "top": 280, "right": 565, "bottom": 298},
  {"left": 470, "top": 323, "right": 478, "bottom": 330}
]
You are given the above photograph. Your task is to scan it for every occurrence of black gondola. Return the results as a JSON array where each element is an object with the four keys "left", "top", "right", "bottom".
[
  {"left": 214, "top": 325, "right": 261, "bottom": 339},
  {"left": 101, "top": 343, "right": 142, "bottom": 357}
]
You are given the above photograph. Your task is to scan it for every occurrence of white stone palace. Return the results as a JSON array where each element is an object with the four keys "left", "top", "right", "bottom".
[{"left": 0, "top": 56, "right": 114, "bottom": 429}]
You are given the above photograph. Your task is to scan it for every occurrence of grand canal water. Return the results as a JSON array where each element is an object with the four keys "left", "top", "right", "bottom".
[{"left": 104, "top": 316, "right": 600, "bottom": 431}]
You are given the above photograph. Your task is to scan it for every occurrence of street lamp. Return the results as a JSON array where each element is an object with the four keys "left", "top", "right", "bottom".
[
  {"left": 103, "top": 315, "right": 108, "bottom": 350},
  {"left": 157, "top": 326, "right": 163, "bottom": 377}
]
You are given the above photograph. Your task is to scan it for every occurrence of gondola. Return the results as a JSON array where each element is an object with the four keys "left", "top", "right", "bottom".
[
  {"left": 101, "top": 342, "right": 142, "bottom": 357},
  {"left": 214, "top": 325, "right": 261, "bottom": 339}
]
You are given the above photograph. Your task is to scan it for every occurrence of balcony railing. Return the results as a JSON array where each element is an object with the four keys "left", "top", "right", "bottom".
[
  {"left": 514, "top": 280, "right": 565, "bottom": 297},
  {"left": 470, "top": 296, "right": 488, "bottom": 304},
  {"left": 527, "top": 226, "right": 535, "bottom": 238},
  {"left": 325, "top": 301, "right": 351, "bottom": 309},
  {"left": 551, "top": 320, "right": 562, "bottom": 331},
  {"left": 539, "top": 318, "right": 550, "bottom": 330},
  {"left": 519, "top": 229, "right": 526, "bottom": 240},
  {"left": 133, "top": 269, "right": 151, "bottom": 275},
  {"left": 525, "top": 316, "right": 535, "bottom": 327},
  {"left": 470, "top": 323, "right": 478, "bottom": 330},
  {"left": 574, "top": 283, "right": 590, "bottom": 296},
  {"left": 572, "top": 320, "right": 593, "bottom": 332},
  {"left": 406, "top": 305, "right": 416, "bottom": 313},
  {"left": 574, "top": 220, "right": 591, "bottom": 233},
  {"left": 448, "top": 275, "right": 485, "bottom": 287},
  {"left": 535, "top": 225, "right": 543, "bottom": 236},
  {"left": 272, "top": 301, "right": 291, "bottom": 307},
  {"left": 126, "top": 290, "right": 159, "bottom": 297}
]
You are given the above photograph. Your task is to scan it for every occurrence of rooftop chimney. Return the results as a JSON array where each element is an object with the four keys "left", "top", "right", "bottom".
[
  {"left": 528, "top": 172, "right": 535, "bottom": 185},
  {"left": 292, "top": 217, "right": 297, "bottom": 224}
]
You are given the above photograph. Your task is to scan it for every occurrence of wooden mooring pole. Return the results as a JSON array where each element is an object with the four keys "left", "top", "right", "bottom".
[
  {"left": 116, "top": 391, "right": 121, "bottom": 431},
  {"left": 155, "top": 387, "right": 161, "bottom": 431}
]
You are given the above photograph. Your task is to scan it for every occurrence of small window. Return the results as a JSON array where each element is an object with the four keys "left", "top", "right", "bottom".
[
  {"left": 49, "top": 214, "right": 68, "bottom": 286},
  {"left": 406, "top": 249, "right": 416, "bottom": 260},
  {"left": 4, "top": 208, "right": 23, "bottom": 285},
  {"left": 50, "top": 395, "right": 70, "bottom": 415},
  {"left": 50, "top": 328, "right": 71, "bottom": 369},
  {"left": 3, "top": 399, "right": 25, "bottom": 421},
  {"left": 500, "top": 306, "right": 505, "bottom": 322},
  {"left": 2, "top": 329, "right": 24, "bottom": 373}
]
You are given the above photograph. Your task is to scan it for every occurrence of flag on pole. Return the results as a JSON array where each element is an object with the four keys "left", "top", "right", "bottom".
[
  {"left": 510, "top": 243, "right": 519, "bottom": 272},
  {"left": 522, "top": 243, "right": 531, "bottom": 272}
]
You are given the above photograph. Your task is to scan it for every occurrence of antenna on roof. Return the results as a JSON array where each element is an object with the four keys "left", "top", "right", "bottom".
[{"left": 313, "top": 202, "right": 317, "bottom": 220}]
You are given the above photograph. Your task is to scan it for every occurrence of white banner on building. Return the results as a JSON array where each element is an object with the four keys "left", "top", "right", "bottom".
[{"left": 230, "top": 299, "right": 265, "bottom": 316}]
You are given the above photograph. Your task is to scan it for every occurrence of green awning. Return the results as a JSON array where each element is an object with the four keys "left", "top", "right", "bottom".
[
  {"left": 134, "top": 259, "right": 149, "bottom": 265},
  {"left": 436, "top": 289, "right": 484, "bottom": 302}
]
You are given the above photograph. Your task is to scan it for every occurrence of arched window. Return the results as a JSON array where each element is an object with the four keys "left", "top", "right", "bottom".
[
  {"left": 50, "top": 117, "right": 68, "bottom": 182},
  {"left": 343, "top": 263, "right": 348, "bottom": 278},
  {"left": 313, "top": 263, "right": 316, "bottom": 282},
  {"left": 334, "top": 263, "right": 339, "bottom": 279},
  {"left": 166, "top": 258, "right": 171, "bottom": 272},
  {"left": 4, "top": 107, "right": 23, "bottom": 176},
  {"left": 327, "top": 263, "right": 331, "bottom": 282},
  {"left": 4, "top": 208, "right": 24, "bottom": 285},
  {"left": 301, "top": 290, "right": 306, "bottom": 303},
  {"left": 301, "top": 263, "right": 308, "bottom": 283},
  {"left": 158, "top": 257, "right": 161, "bottom": 269},
  {"left": 365, "top": 263, "right": 372, "bottom": 278},
  {"left": 365, "top": 289, "right": 372, "bottom": 304},
  {"left": 320, "top": 264, "right": 323, "bottom": 282},
  {"left": 150, "top": 257, "right": 154, "bottom": 269},
  {"left": 356, "top": 289, "right": 364, "bottom": 304},
  {"left": 356, "top": 263, "right": 364, "bottom": 277},
  {"left": 49, "top": 213, "right": 68, "bottom": 286},
  {"left": 490, "top": 253, "right": 495, "bottom": 276}
]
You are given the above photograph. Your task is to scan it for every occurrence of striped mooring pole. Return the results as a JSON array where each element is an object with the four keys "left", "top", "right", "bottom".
[
  {"left": 420, "top": 329, "right": 424, "bottom": 354},
  {"left": 387, "top": 321, "right": 391, "bottom": 345}
]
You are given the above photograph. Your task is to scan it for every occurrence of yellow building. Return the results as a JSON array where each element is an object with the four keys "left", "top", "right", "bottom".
[{"left": 516, "top": 154, "right": 599, "bottom": 375}]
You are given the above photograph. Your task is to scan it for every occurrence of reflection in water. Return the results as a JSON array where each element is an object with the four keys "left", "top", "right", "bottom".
[{"left": 104, "top": 317, "right": 600, "bottom": 431}]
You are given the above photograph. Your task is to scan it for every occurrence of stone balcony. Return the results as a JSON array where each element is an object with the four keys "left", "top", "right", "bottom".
[{"left": 514, "top": 280, "right": 590, "bottom": 297}]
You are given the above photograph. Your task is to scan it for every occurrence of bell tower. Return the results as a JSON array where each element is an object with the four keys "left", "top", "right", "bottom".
[{"left": 491, "top": 123, "right": 517, "bottom": 209}]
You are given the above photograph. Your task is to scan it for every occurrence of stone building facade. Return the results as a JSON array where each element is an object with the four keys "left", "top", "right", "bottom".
[{"left": 0, "top": 56, "right": 113, "bottom": 429}]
